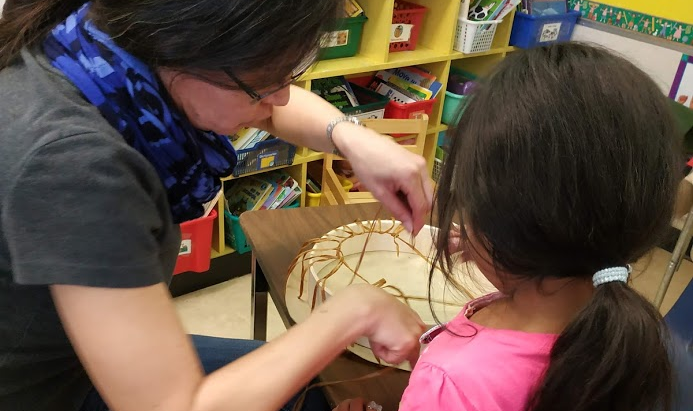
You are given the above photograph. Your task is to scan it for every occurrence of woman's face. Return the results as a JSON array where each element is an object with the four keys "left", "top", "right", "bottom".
[{"left": 158, "top": 68, "right": 291, "bottom": 135}]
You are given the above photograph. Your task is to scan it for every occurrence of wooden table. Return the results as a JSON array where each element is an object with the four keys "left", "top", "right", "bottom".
[{"left": 240, "top": 203, "right": 410, "bottom": 409}]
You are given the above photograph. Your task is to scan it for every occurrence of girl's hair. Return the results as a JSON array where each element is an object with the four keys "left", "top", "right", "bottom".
[
  {"left": 0, "top": 0, "right": 340, "bottom": 88},
  {"left": 433, "top": 43, "right": 677, "bottom": 411}
]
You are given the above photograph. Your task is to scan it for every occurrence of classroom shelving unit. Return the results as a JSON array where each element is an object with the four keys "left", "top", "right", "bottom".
[{"left": 209, "top": 0, "right": 517, "bottom": 258}]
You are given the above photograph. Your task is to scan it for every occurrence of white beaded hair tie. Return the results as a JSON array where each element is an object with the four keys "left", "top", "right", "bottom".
[{"left": 592, "top": 265, "right": 631, "bottom": 287}]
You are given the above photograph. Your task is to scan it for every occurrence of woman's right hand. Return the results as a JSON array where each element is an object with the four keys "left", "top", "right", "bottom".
[{"left": 324, "top": 284, "right": 426, "bottom": 367}]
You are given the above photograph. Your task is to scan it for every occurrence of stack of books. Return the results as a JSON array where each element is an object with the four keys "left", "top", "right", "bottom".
[
  {"left": 367, "top": 66, "right": 443, "bottom": 104},
  {"left": 311, "top": 76, "right": 360, "bottom": 111},
  {"left": 229, "top": 128, "right": 272, "bottom": 151},
  {"left": 465, "top": 0, "right": 520, "bottom": 21},
  {"left": 224, "top": 171, "right": 302, "bottom": 216}
]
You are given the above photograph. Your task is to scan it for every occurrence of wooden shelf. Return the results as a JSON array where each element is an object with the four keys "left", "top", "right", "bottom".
[
  {"left": 305, "top": 55, "right": 382, "bottom": 80},
  {"left": 386, "top": 46, "right": 450, "bottom": 66},
  {"left": 211, "top": 248, "right": 236, "bottom": 259},
  {"left": 449, "top": 46, "right": 513, "bottom": 60},
  {"left": 222, "top": 151, "right": 324, "bottom": 181},
  {"left": 304, "top": 47, "right": 512, "bottom": 81},
  {"left": 430, "top": 124, "right": 448, "bottom": 134}
]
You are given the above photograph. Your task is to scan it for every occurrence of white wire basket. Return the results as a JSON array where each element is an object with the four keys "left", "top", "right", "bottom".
[
  {"left": 433, "top": 158, "right": 443, "bottom": 182},
  {"left": 454, "top": 18, "right": 502, "bottom": 54}
]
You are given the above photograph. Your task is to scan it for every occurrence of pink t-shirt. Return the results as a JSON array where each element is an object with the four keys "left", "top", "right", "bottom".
[{"left": 399, "top": 293, "right": 558, "bottom": 411}]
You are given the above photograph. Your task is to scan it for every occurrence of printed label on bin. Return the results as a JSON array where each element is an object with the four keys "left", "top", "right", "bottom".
[
  {"left": 351, "top": 109, "right": 385, "bottom": 120},
  {"left": 390, "top": 24, "right": 413, "bottom": 43},
  {"left": 179, "top": 239, "right": 192, "bottom": 256},
  {"left": 320, "top": 30, "right": 349, "bottom": 48},
  {"left": 539, "top": 22, "right": 562, "bottom": 42},
  {"left": 409, "top": 110, "right": 425, "bottom": 119},
  {"left": 258, "top": 152, "right": 277, "bottom": 170}
]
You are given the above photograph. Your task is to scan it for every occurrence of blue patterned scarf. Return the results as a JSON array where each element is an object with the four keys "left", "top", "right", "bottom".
[{"left": 43, "top": 3, "right": 237, "bottom": 223}]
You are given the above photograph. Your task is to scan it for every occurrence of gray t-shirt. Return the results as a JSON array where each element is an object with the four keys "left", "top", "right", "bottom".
[{"left": 0, "top": 48, "right": 181, "bottom": 410}]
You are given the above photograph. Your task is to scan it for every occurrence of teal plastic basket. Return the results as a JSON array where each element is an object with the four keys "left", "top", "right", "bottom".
[
  {"left": 441, "top": 91, "right": 467, "bottom": 126},
  {"left": 224, "top": 200, "right": 299, "bottom": 254}
]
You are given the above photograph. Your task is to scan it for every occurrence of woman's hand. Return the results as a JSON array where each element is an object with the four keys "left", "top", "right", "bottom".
[
  {"left": 325, "top": 284, "right": 426, "bottom": 367},
  {"left": 332, "top": 122, "right": 433, "bottom": 236},
  {"left": 257, "top": 87, "right": 433, "bottom": 234}
]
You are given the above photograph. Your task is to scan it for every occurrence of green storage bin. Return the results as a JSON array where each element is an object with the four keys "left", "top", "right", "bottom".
[
  {"left": 319, "top": 15, "right": 368, "bottom": 60},
  {"left": 342, "top": 84, "right": 389, "bottom": 120},
  {"left": 224, "top": 211, "right": 250, "bottom": 254},
  {"left": 441, "top": 91, "right": 467, "bottom": 126},
  {"left": 224, "top": 199, "right": 299, "bottom": 254}
]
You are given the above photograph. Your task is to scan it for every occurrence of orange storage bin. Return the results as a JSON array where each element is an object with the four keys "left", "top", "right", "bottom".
[{"left": 173, "top": 209, "right": 217, "bottom": 275}]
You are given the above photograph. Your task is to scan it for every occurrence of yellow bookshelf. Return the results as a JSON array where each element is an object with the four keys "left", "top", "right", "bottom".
[{"left": 209, "top": 0, "right": 517, "bottom": 259}]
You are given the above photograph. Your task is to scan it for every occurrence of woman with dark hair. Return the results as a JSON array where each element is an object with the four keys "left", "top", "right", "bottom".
[{"left": 0, "top": 1, "right": 431, "bottom": 410}]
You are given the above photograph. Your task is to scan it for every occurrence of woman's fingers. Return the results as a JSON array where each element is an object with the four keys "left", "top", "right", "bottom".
[
  {"left": 405, "top": 158, "right": 433, "bottom": 236},
  {"left": 396, "top": 159, "right": 432, "bottom": 235},
  {"left": 371, "top": 187, "right": 414, "bottom": 233}
]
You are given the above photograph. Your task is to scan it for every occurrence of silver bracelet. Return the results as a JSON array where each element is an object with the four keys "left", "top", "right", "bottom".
[{"left": 326, "top": 116, "right": 361, "bottom": 157}]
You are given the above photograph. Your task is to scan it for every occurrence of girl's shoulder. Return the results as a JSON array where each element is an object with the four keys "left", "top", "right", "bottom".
[
  {"left": 407, "top": 293, "right": 557, "bottom": 411},
  {"left": 420, "top": 292, "right": 557, "bottom": 369}
]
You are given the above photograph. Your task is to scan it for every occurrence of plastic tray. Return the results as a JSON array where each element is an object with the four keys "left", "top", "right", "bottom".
[
  {"left": 384, "top": 98, "right": 436, "bottom": 119},
  {"left": 454, "top": 18, "right": 502, "bottom": 54},
  {"left": 319, "top": 15, "right": 368, "bottom": 60},
  {"left": 173, "top": 210, "right": 217, "bottom": 274},
  {"left": 390, "top": 1, "right": 427, "bottom": 52},
  {"left": 509, "top": 11, "right": 580, "bottom": 49},
  {"left": 224, "top": 200, "right": 299, "bottom": 254},
  {"left": 441, "top": 91, "right": 467, "bottom": 126},
  {"left": 233, "top": 138, "right": 296, "bottom": 177},
  {"left": 342, "top": 83, "right": 390, "bottom": 120}
]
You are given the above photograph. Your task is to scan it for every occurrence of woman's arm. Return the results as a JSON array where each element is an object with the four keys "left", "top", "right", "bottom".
[
  {"left": 51, "top": 282, "right": 424, "bottom": 411},
  {"left": 253, "top": 85, "right": 350, "bottom": 153},
  {"left": 254, "top": 86, "right": 434, "bottom": 235}
]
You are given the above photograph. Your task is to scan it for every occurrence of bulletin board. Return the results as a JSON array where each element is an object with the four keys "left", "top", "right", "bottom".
[
  {"left": 671, "top": 55, "right": 693, "bottom": 110},
  {"left": 594, "top": 1, "right": 693, "bottom": 25},
  {"left": 568, "top": 0, "right": 693, "bottom": 47}
]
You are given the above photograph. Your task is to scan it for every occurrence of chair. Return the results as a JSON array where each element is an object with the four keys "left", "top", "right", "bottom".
[
  {"left": 320, "top": 114, "right": 429, "bottom": 206},
  {"left": 655, "top": 172, "right": 693, "bottom": 308}
]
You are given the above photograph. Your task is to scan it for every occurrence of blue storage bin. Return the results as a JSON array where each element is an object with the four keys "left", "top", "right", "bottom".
[
  {"left": 510, "top": 11, "right": 580, "bottom": 49},
  {"left": 233, "top": 138, "right": 296, "bottom": 177}
]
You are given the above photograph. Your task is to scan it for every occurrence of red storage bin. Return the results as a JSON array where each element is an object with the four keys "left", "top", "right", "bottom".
[
  {"left": 173, "top": 209, "right": 217, "bottom": 275},
  {"left": 347, "top": 74, "right": 436, "bottom": 124},
  {"left": 390, "top": 1, "right": 427, "bottom": 52},
  {"left": 385, "top": 98, "right": 436, "bottom": 119}
]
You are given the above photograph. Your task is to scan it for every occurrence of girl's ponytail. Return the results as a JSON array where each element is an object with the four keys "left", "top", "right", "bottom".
[{"left": 528, "top": 281, "right": 672, "bottom": 411}]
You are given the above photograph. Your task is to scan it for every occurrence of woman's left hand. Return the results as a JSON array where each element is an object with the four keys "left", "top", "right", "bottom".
[{"left": 333, "top": 123, "right": 434, "bottom": 235}]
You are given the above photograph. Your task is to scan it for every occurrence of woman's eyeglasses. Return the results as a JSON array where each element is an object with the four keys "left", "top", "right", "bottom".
[
  {"left": 223, "top": 52, "right": 317, "bottom": 102},
  {"left": 223, "top": 68, "right": 305, "bottom": 102}
]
